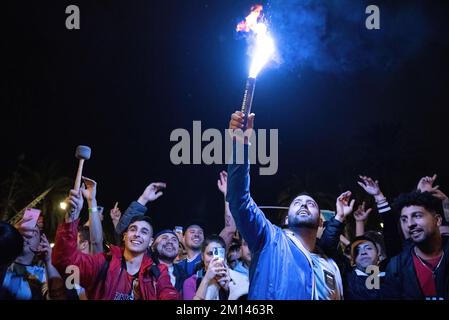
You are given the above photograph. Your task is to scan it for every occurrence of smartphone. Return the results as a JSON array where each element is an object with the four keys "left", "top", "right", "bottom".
[
  {"left": 22, "top": 208, "right": 41, "bottom": 229},
  {"left": 213, "top": 247, "right": 225, "bottom": 260},
  {"left": 175, "top": 226, "right": 183, "bottom": 233}
]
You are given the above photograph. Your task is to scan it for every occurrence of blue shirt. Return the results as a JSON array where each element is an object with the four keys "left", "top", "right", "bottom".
[
  {"left": 233, "top": 261, "right": 249, "bottom": 277},
  {"left": 176, "top": 254, "right": 202, "bottom": 277},
  {"left": 1, "top": 263, "right": 47, "bottom": 300}
]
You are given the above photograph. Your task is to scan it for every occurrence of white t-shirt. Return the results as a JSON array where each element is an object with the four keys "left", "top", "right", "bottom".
[
  {"left": 168, "top": 265, "right": 176, "bottom": 287},
  {"left": 285, "top": 230, "right": 343, "bottom": 300},
  {"left": 228, "top": 269, "right": 249, "bottom": 300},
  {"left": 310, "top": 253, "right": 343, "bottom": 300}
]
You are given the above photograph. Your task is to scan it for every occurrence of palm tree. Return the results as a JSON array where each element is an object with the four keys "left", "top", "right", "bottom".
[
  {"left": 1, "top": 158, "right": 72, "bottom": 240},
  {"left": 16, "top": 160, "right": 72, "bottom": 240},
  {"left": 0, "top": 154, "right": 26, "bottom": 221}
]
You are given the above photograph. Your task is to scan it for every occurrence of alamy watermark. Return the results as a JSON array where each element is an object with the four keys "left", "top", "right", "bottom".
[
  {"left": 65, "top": 5, "right": 80, "bottom": 30},
  {"left": 365, "top": 265, "right": 380, "bottom": 290},
  {"left": 169, "top": 121, "right": 279, "bottom": 176},
  {"left": 365, "top": 5, "right": 380, "bottom": 30},
  {"left": 64, "top": 4, "right": 379, "bottom": 31}
]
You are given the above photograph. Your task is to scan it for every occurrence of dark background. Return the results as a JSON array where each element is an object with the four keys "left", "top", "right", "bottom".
[{"left": 1, "top": 0, "right": 448, "bottom": 239}]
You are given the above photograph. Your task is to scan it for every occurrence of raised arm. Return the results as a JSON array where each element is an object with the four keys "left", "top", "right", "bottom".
[
  {"left": 353, "top": 202, "right": 373, "bottom": 237},
  {"left": 38, "top": 233, "right": 66, "bottom": 300},
  {"left": 319, "top": 191, "right": 355, "bottom": 259},
  {"left": 194, "top": 258, "right": 228, "bottom": 300},
  {"left": 217, "top": 171, "right": 237, "bottom": 249},
  {"left": 358, "top": 175, "right": 400, "bottom": 259},
  {"left": 110, "top": 202, "right": 121, "bottom": 230},
  {"left": 52, "top": 189, "right": 105, "bottom": 290},
  {"left": 226, "top": 111, "right": 275, "bottom": 252},
  {"left": 81, "top": 177, "right": 103, "bottom": 254},
  {"left": 417, "top": 174, "right": 449, "bottom": 228},
  {"left": 115, "top": 182, "right": 166, "bottom": 235}
]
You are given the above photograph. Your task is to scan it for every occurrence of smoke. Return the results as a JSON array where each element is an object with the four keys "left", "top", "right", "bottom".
[{"left": 266, "top": 0, "right": 444, "bottom": 73}]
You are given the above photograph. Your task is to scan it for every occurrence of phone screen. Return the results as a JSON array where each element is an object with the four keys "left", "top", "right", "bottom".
[
  {"left": 22, "top": 208, "right": 41, "bottom": 229},
  {"left": 175, "top": 226, "right": 183, "bottom": 233},
  {"left": 213, "top": 247, "right": 225, "bottom": 260}
]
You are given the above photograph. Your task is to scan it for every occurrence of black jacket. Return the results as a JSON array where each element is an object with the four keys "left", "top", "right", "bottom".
[
  {"left": 319, "top": 218, "right": 387, "bottom": 300},
  {"left": 384, "top": 236, "right": 449, "bottom": 300}
]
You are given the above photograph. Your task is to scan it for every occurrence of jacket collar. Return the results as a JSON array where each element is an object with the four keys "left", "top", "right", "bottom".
[
  {"left": 354, "top": 268, "right": 385, "bottom": 277},
  {"left": 108, "top": 246, "right": 154, "bottom": 275}
]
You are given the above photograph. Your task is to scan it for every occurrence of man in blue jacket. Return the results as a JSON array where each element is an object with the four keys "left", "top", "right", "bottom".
[{"left": 226, "top": 111, "right": 343, "bottom": 300}]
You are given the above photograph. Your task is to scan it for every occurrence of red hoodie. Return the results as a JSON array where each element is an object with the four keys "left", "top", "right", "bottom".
[{"left": 52, "top": 219, "right": 179, "bottom": 300}]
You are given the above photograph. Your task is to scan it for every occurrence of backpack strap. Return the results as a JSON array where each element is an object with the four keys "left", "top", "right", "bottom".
[
  {"left": 92, "top": 253, "right": 113, "bottom": 295},
  {"left": 150, "top": 263, "right": 161, "bottom": 280}
]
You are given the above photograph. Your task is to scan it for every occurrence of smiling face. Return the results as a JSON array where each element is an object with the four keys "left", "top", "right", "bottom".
[
  {"left": 124, "top": 221, "right": 153, "bottom": 255},
  {"left": 400, "top": 205, "right": 441, "bottom": 245},
  {"left": 184, "top": 225, "right": 204, "bottom": 251},
  {"left": 287, "top": 195, "right": 321, "bottom": 229},
  {"left": 153, "top": 232, "right": 179, "bottom": 260}
]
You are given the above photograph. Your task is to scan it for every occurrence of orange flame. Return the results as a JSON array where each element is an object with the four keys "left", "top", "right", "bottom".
[
  {"left": 236, "top": 4, "right": 275, "bottom": 78},
  {"left": 236, "top": 4, "right": 263, "bottom": 33}
]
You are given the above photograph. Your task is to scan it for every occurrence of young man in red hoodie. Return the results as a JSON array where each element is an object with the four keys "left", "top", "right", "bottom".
[{"left": 52, "top": 189, "right": 179, "bottom": 300}]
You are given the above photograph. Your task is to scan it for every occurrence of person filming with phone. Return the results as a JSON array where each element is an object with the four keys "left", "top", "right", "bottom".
[
  {"left": 1, "top": 210, "right": 66, "bottom": 300},
  {"left": 183, "top": 235, "right": 248, "bottom": 300}
]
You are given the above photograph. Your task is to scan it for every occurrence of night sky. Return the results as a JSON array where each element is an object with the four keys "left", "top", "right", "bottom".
[{"left": 1, "top": 0, "right": 449, "bottom": 236}]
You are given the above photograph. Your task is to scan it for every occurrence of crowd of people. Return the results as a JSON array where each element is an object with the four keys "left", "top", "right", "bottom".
[{"left": 1, "top": 112, "right": 448, "bottom": 300}]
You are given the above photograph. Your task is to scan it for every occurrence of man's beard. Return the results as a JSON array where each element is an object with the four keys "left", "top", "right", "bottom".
[
  {"left": 159, "top": 251, "right": 178, "bottom": 261},
  {"left": 157, "top": 243, "right": 178, "bottom": 260},
  {"left": 188, "top": 240, "right": 202, "bottom": 250},
  {"left": 288, "top": 215, "right": 319, "bottom": 229}
]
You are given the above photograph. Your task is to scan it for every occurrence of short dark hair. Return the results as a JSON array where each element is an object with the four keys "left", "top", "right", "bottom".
[
  {"left": 78, "top": 226, "right": 90, "bottom": 243},
  {"left": 393, "top": 191, "right": 442, "bottom": 216},
  {"left": 228, "top": 243, "right": 241, "bottom": 254},
  {"left": 351, "top": 235, "right": 378, "bottom": 260},
  {"left": 184, "top": 223, "right": 204, "bottom": 235},
  {"left": 201, "top": 235, "right": 226, "bottom": 254},
  {"left": 364, "top": 230, "right": 387, "bottom": 259},
  {"left": 127, "top": 216, "right": 154, "bottom": 234},
  {"left": 0, "top": 222, "right": 24, "bottom": 266}
]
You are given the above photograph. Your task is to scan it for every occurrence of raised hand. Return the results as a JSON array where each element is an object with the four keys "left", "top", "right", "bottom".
[
  {"left": 110, "top": 203, "right": 122, "bottom": 228},
  {"left": 137, "top": 182, "right": 166, "bottom": 206},
  {"left": 353, "top": 202, "right": 373, "bottom": 222},
  {"left": 229, "top": 111, "right": 255, "bottom": 144},
  {"left": 431, "top": 189, "right": 448, "bottom": 201},
  {"left": 417, "top": 174, "right": 439, "bottom": 193},
  {"left": 217, "top": 171, "right": 228, "bottom": 197},
  {"left": 65, "top": 189, "right": 84, "bottom": 223},
  {"left": 336, "top": 191, "right": 355, "bottom": 223},
  {"left": 36, "top": 233, "right": 52, "bottom": 264},
  {"left": 229, "top": 111, "right": 255, "bottom": 129},
  {"left": 205, "top": 258, "right": 227, "bottom": 283},
  {"left": 15, "top": 216, "right": 37, "bottom": 239},
  {"left": 81, "top": 177, "right": 97, "bottom": 202},
  {"left": 216, "top": 269, "right": 231, "bottom": 291},
  {"left": 358, "top": 175, "right": 385, "bottom": 202}
]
